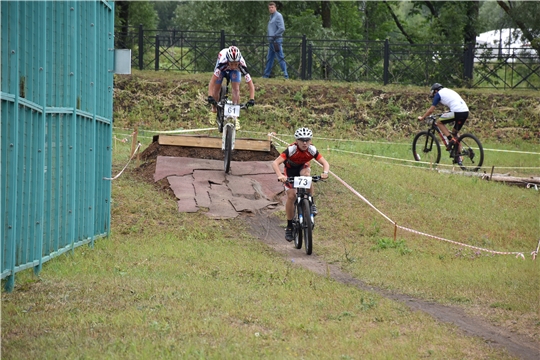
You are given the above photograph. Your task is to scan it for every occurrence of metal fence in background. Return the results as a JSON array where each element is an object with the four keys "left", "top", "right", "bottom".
[
  {"left": 1, "top": 0, "right": 115, "bottom": 292},
  {"left": 115, "top": 25, "right": 539, "bottom": 90}
]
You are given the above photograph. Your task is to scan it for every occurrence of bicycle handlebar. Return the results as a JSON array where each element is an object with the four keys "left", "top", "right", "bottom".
[
  {"left": 423, "top": 113, "right": 444, "bottom": 125},
  {"left": 217, "top": 102, "right": 248, "bottom": 109},
  {"left": 281, "top": 175, "right": 324, "bottom": 183}
]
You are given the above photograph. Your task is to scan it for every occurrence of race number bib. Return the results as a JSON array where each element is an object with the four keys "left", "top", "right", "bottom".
[
  {"left": 224, "top": 104, "right": 240, "bottom": 117},
  {"left": 293, "top": 176, "right": 312, "bottom": 189}
]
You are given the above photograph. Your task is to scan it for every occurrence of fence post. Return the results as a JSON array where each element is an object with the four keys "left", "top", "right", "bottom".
[
  {"left": 155, "top": 35, "right": 160, "bottom": 71},
  {"left": 301, "top": 35, "right": 307, "bottom": 80},
  {"left": 220, "top": 30, "right": 225, "bottom": 49},
  {"left": 307, "top": 43, "right": 313, "bottom": 80},
  {"left": 383, "top": 39, "right": 389, "bottom": 85},
  {"left": 138, "top": 24, "right": 144, "bottom": 70}
]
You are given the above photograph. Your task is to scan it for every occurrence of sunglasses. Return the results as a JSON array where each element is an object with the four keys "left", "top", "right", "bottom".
[{"left": 298, "top": 138, "right": 311, "bottom": 143}]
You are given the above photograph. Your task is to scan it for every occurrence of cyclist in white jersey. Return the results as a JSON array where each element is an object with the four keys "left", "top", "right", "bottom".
[
  {"left": 418, "top": 83, "right": 469, "bottom": 150},
  {"left": 207, "top": 46, "right": 255, "bottom": 118}
]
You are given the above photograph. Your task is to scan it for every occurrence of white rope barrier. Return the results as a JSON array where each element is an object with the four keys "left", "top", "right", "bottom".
[
  {"left": 103, "top": 142, "right": 142, "bottom": 181},
  {"left": 142, "top": 127, "right": 217, "bottom": 134},
  {"left": 327, "top": 148, "right": 540, "bottom": 171},
  {"left": 532, "top": 239, "right": 540, "bottom": 260},
  {"left": 267, "top": 132, "right": 532, "bottom": 259},
  {"left": 106, "top": 127, "right": 535, "bottom": 258}
]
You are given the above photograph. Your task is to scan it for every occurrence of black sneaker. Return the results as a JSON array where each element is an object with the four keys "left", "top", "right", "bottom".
[
  {"left": 311, "top": 204, "right": 318, "bottom": 216},
  {"left": 285, "top": 227, "right": 294, "bottom": 242}
]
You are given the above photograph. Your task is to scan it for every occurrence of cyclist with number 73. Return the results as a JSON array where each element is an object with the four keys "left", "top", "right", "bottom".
[
  {"left": 272, "top": 127, "right": 330, "bottom": 242},
  {"left": 207, "top": 46, "right": 255, "bottom": 130}
]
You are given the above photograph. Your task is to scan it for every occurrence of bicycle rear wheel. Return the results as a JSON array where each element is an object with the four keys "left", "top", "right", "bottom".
[
  {"left": 456, "top": 133, "right": 484, "bottom": 172},
  {"left": 301, "top": 199, "right": 313, "bottom": 255},
  {"left": 412, "top": 131, "right": 441, "bottom": 166},
  {"left": 223, "top": 125, "right": 233, "bottom": 173}
]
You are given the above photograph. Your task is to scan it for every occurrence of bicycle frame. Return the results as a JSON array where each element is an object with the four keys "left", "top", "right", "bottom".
[
  {"left": 286, "top": 176, "right": 322, "bottom": 255},
  {"left": 426, "top": 115, "right": 452, "bottom": 149}
]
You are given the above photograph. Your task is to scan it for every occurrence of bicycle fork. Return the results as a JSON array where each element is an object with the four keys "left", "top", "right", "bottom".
[{"left": 221, "top": 122, "right": 236, "bottom": 150}]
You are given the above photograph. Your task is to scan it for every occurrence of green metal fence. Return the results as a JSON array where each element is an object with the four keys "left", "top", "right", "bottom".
[{"left": 1, "top": 1, "right": 115, "bottom": 292}]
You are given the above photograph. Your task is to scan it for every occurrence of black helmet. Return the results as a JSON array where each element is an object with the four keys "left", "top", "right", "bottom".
[{"left": 429, "top": 83, "right": 443, "bottom": 98}]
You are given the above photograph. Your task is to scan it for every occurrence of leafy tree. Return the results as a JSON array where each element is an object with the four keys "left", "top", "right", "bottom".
[
  {"left": 154, "top": 1, "right": 180, "bottom": 30},
  {"left": 115, "top": 1, "right": 157, "bottom": 30},
  {"left": 496, "top": 0, "right": 540, "bottom": 54},
  {"left": 173, "top": 1, "right": 267, "bottom": 35},
  {"left": 362, "top": 1, "right": 397, "bottom": 41},
  {"left": 115, "top": 1, "right": 158, "bottom": 49},
  {"left": 404, "top": 1, "right": 479, "bottom": 45}
]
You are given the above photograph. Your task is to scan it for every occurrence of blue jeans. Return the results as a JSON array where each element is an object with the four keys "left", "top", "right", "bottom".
[{"left": 263, "top": 40, "right": 288, "bottom": 78}]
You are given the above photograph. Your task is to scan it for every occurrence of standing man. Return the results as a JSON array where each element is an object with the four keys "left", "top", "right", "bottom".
[{"left": 263, "top": 2, "right": 289, "bottom": 79}]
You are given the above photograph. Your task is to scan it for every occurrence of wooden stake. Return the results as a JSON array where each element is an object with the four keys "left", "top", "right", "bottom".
[
  {"left": 136, "top": 142, "right": 141, "bottom": 167},
  {"left": 490, "top": 166, "right": 495, "bottom": 180},
  {"left": 130, "top": 127, "right": 137, "bottom": 157},
  {"left": 394, "top": 222, "right": 397, "bottom": 241}
]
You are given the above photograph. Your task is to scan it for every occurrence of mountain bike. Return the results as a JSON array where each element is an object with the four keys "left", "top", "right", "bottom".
[
  {"left": 412, "top": 114, "right": 484, "bottom": 172},
  {"left": 215, "top": 71, "right": 247, "bottom": 174},
  {"left": 285, "top": 175, "right": 324, "bottom": 255}
]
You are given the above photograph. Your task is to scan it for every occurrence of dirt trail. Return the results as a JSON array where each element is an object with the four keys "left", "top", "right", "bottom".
[{"left": 243, "top": 212, "right": 539, "bottom": 360}]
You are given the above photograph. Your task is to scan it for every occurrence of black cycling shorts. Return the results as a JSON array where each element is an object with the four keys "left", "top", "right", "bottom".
[{"left": 440, "top": 111, "right": 469, "bottom": 132}]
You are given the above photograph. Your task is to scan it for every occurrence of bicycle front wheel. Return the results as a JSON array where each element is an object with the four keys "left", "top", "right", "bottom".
[
  {"left": 224, "top": 126, "right": 233, "bottom": 173},
  {"left": 412, "top": 131, "right": 441, "bottom": 166},
  {"left": 217, "top": 83, "right": 228, "bottom": 133},
  {"left": 301, "top": 199, "right": 313, "bottom": 255},
  {"left": 456, "top": 133, "right": 484, "bottom": 172}
]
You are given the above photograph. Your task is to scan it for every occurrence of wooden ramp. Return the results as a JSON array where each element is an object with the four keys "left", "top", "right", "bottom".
[{"left": 157, "top": 134, "right": 271, "bottom": 152}]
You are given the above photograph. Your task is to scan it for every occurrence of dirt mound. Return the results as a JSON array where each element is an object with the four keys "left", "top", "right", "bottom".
[{"left": 134, "top": 137, "right": 281, "bottom": 198}]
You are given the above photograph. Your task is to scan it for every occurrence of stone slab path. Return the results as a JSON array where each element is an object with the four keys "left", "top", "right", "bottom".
[{"left": 154, "top": 156, "right": 286, "bottom": 219}]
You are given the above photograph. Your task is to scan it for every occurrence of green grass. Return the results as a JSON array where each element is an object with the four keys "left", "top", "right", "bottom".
[
  {"left": 311, "top": 148, "right": 538, "bottom": 328},
  {"left": 3, "top": 73, "right": 539, "bottom": 359},
  {"left": 2, "top": 141, "right": 529, "bottom": 359}
]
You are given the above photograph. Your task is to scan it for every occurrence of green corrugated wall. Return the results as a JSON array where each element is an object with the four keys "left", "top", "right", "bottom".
[{"left": 1, "top": 1, "right": 114, "bottom": 292}]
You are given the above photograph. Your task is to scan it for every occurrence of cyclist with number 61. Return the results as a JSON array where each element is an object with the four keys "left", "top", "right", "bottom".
[
  {"left": 207, "top": 46, "right": 255, "bottom": 129},
  {"left": 272, "top": 127, "right": 330, "bottom": 242},
  {"left": 417, "top": 83, "right": 469, "bottom": 151}
]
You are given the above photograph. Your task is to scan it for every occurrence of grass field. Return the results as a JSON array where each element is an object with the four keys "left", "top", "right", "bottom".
[
  {"left": 2, "top": 129, "right": 538, "bottom": 359},
  {"left": 2, "top": 72, "right": 539, "bottom": 359}
]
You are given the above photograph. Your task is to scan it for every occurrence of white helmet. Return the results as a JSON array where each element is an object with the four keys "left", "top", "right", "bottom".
[
  {"left": 294, "top": 127, "right": 313, "bottom": 139},
  {"left": 226, "top": 46, "right": 241, "bottom": 62}
]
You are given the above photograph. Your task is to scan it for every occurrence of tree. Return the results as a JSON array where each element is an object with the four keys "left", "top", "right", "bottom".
[
  {"left": 383, "top": 0, "right": 415, "bottom": 44},
  {"left": 154, "top": 1, "right": 180, "bottom": 30},
  {"left": 496, "top": 0, "right": 540, "bottom": 54},
  {"left": 321, "top": 1, "right": 331, "bottom": 29},
  {"left": 115, "top": 1, "right": 157, "bottom": 30}
]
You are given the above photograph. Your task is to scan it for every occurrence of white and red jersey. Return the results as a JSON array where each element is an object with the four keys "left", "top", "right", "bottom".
[
  {"left": 279, "top": 143, "right": 323, "bottom": 168},
  {"left": 214, "top": 48, "right": 252, "bottom": 83}
]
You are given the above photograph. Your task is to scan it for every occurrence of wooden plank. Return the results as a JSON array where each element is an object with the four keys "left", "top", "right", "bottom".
[{"left": 158, "top": 134, "right": 271, "bottom": 152}]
